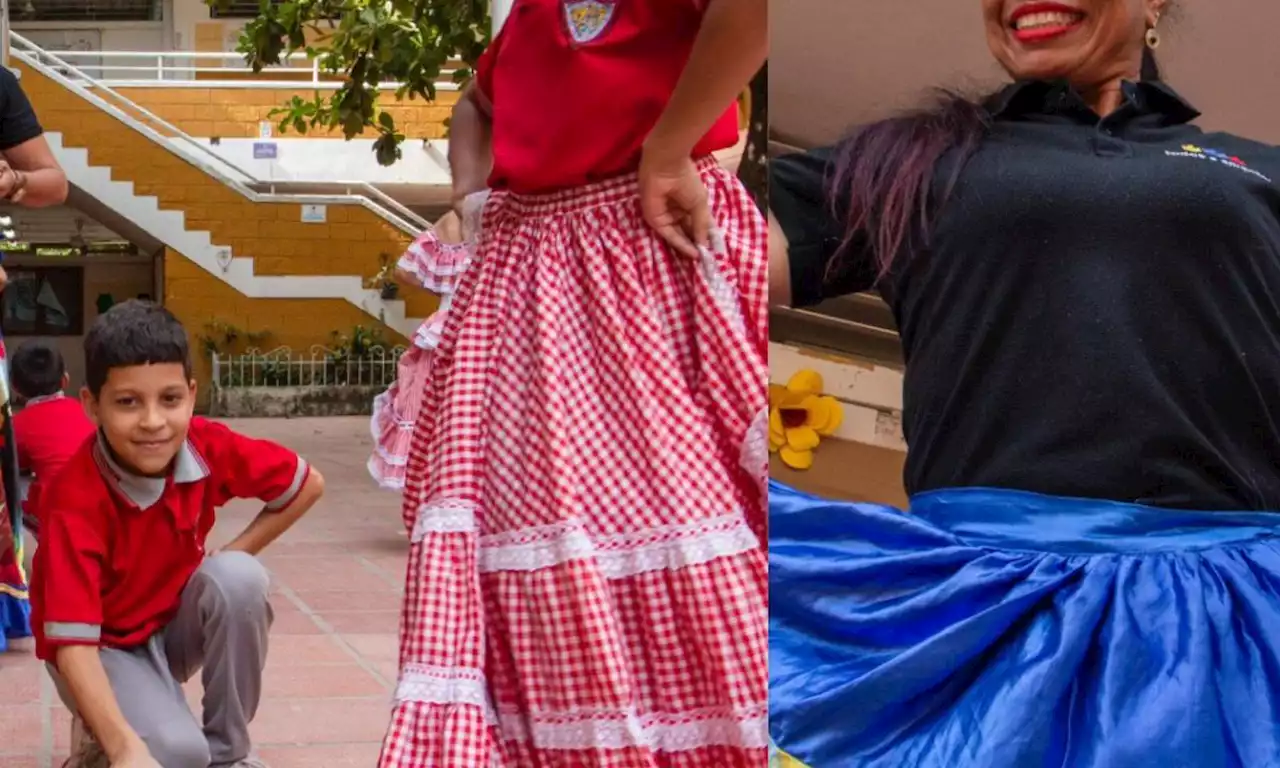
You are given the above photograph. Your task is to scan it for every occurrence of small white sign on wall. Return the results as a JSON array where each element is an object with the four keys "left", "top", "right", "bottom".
[
  {"left": 258, "top": 121, "right": 273, "bottom": 139},
  {"left": 301, "top": 204, "right": 327, "bottom": 223}
]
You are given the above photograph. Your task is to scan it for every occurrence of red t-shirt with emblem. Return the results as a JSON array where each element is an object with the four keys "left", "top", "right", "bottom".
[
  {"left": 475, "top": 0, "right": 740, "bottom": 194},
  {"left": 30, "top": 417, "right": 311, "bottom": 662},
  {"left": 12, "top": 394, "right": 96, "bottom": 531}
]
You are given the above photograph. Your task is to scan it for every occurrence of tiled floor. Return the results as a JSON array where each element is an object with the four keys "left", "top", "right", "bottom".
[{"left": 0, "top": 417, "right": 407, "bottom": 767}]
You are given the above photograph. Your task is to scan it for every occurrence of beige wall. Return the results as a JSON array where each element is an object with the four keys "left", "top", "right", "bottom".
[
  {"left": 771, "top": 0, "right": 1280, "bottom": 146},
  {"left": 7, "top": 258, "right": 155, "bottom": 391}
]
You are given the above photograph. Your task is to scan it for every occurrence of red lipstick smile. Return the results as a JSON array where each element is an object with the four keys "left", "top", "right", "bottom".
[{"left": 1009, "top": 2, "right": 1085, "bottom": 43}]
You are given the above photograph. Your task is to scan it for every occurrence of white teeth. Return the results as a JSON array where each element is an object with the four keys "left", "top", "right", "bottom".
[{"left": 1015, "top": 11, "right": 1081, "bottom": 30}]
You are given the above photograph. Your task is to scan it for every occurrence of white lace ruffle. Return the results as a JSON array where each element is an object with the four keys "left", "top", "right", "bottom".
[
  {"left": 740, "top": 406, "right": 770, "bottom": 497},
  {"left": 396, "top": 665, "right": 767, "bottom": 752},
  {"left": 410, "top": 504, "right": 759, "bottom": 578},
  {"left": 369, "top": 390, "right": 414, "bottom": 465},
  {"left": 411, "top": 500, "right": 479, "bottom": 538},
  {"left": 698, "top": 229, "right": 747, "bottom": 339},
  {"left": 395, "top": 663, "right": 497, "bottom": 721},
  {"left": 478, "top": 514, "right": 758, "bottom": 577},
  {"left": 499, "top": 704, "right": 769, "bottom": 751}
]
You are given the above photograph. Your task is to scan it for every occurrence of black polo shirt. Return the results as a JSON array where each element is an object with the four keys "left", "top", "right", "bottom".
[
  {"left": 772, "top": 79, "right": 1280, "bottom": 511},
  {"left": 0, "top": 67, "right": 43, "bottom": 151}
]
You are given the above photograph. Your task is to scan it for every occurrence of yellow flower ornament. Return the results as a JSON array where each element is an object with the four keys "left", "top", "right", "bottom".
[{"left": 768, "top": 369, "right": 843, "bottom": 470}]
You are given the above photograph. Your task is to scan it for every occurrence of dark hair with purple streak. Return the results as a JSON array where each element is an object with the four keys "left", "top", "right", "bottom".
[{"left": 828, "top": 46, "right": 1163, "bottom": 280}]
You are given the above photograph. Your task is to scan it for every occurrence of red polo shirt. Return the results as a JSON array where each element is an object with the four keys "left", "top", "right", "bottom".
[
  {"left": 477, "top": 0, "right": 740, "bottom": 194},
  {"left": 31, "top": 417, "right": 311, "bottom": 661},
  {"left": 13, "top": 393, "right": 96, "bottom": 533}
]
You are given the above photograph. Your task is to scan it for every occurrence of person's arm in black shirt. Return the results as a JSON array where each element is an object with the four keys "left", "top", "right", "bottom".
[
  {"left": 768, "top": 147, "right": 876, "bottom": 307},
  {"left": 0, "top": 68, "right": 68, "bottom": 208}
]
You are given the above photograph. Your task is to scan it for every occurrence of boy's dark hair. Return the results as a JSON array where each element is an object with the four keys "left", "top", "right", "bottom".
[
  {"left": 9, "top": 340, "right": 66, "bottom": 399},
  {"left": 84, "top": 300, "right": 191, "bottom": 396}
]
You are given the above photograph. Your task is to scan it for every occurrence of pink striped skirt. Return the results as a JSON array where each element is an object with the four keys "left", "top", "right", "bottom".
[{"left": 379, "top": 158, "right": 769, "bottom": 767}]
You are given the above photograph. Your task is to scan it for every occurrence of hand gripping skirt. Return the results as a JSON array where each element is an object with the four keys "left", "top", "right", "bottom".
[
  {"left": 770, "top": 480, "right": 1280, "bottom": 768},
  {"left": 379, "top": 157, "right": 769, "bottom": 767}
]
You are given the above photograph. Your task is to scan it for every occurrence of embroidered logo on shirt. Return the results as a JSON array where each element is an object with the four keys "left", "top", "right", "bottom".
[
  {"left": 563, "top": 0, "right": 616, "bottom": 44},
  {"left": 1164, "top": 144, "right": 1272, "bottom": 182}
]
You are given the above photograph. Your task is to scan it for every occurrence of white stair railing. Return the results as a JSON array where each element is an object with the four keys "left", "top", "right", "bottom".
[
  {"left": 8, "top": 32, "right": 431, "bottom": 236},
  {"left": 32, "top": 48, "right": 462, "bottom": 91}
]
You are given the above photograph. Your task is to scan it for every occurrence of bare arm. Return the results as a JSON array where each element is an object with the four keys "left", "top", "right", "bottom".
[
  {"left": 769, "top": 212, "right": 792, "bottom": 307},
  {"left": 448, "top": 84, "right": 494, "bottom": 210},
  {"left": 1, "top": 135, "right": 69, "bottom": 207},
  {"left": 643, "top": 0, "right": 768, "bottom": 162},
  {"left": 55, "top": 646, "right": 152, "bottom": 764},
  {"left": 221, "top": 469, "right": 325, "bottom": 556}
]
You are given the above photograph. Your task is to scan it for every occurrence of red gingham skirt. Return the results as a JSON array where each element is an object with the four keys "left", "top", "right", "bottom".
[{"left": 378, "top": 158, "right": 769, "bottom": 767}]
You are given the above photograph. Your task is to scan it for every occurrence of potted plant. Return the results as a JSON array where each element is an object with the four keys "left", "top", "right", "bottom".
[{"left": 367, "top": 253, "right": 399, "bottom": 300}]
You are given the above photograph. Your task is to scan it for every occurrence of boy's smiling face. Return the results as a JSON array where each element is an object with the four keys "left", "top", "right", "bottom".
[{"left": 82, "top": 362, "right": 197, "bottom": 477}]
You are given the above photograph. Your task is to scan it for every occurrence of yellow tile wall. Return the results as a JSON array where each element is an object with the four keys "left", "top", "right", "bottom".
[
  {"left": 164, "top": 248, "right": 409, "bottom": 398},
  {"left": 115, "top": 86, "right": 457, "bottom": 140},
  {"left": 20, "top": 63, "right": 439, "bottom": 338}
]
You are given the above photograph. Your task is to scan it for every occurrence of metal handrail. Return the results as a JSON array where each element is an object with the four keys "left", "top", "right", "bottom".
[
  {"left": 40, "top": 48, "right": 461, "bottom": 90},
  {"left": 9, "top": 32, "right": 431, "bottom": 235}
]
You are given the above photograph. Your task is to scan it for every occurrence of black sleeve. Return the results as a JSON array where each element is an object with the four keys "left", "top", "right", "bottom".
[
  {"left": 769, "top": 147, "right": 877, "bottom": 307},
  {"left": 0, "top": 67, "right": 44, "bottom": 152}
]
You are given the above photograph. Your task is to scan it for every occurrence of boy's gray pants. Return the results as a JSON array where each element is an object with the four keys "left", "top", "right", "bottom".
[{"left": 49, "top": 552, "right": 274, "bottom": 768}]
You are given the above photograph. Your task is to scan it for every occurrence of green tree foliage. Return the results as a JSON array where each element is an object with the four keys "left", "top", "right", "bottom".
[
  {"left": 216, "top": 0, "right": 490, "bottom": 165},
  {"left": 221, "top": 0, "right": 768, "bottom": 209}
]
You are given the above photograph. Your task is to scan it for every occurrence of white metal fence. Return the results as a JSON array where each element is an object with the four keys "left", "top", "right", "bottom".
[{"left": 211, "top": 345, "right": 405, "bottom": 390}]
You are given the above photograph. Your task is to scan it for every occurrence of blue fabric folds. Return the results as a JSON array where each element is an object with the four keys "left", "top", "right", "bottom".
[{"left": 769, "top": 480, "right": 1280, "bottom": 768}]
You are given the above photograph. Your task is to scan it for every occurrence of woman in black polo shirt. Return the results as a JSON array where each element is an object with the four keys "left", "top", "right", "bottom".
[{"left": 769, "top": 1, "right": 1280, "bottom": 766}]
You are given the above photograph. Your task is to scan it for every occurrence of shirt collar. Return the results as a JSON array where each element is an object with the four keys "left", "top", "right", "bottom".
[
  {"left": 987, "top": 78, "right": 1200, "bottom": 125},
  {"left": 24, "top": 392, "right": 66, "bottom": 408},
  {"left": 92, "top": 430, "right": 209, "bottom": 509}
]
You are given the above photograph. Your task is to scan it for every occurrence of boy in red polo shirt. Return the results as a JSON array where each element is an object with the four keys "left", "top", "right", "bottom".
[
  {"left": 10, "top": 340, "right": 96, "bottom": 539},
  {"left": 30, "top": 300, "right": 326, "bottom": 768}
]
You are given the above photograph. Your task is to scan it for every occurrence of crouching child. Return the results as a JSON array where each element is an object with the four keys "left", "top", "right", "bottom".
[{"left": 30, "top": 300, "right": 326, "bottom": 768}]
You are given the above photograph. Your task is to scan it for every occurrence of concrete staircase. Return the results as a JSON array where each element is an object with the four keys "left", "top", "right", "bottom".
[{"left": 46, "top": 131, "right": 422, "bottom": 338}]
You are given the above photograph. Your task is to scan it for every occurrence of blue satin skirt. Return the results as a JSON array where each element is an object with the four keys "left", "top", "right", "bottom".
[{"left": 769, "top": 480, "right": 1280, "bottom": 768}]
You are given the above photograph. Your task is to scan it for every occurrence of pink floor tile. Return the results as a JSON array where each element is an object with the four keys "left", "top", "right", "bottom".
[
  {"left": 268, "top": 603, "right": 324, "bottom": 635},
  {"left": 0, "top": 659, "right": 43, "bottom": 704},
  {"left": 257, "top": 742, "right": 383, "bottom": 767},
  {"left": 0, "top": 704, "right": 43, "bottom": 751},
  {"left": 340, "top": 633, "right": 399, "bottom": 664},
  {"left": 250, "top": 697, "right": 391, "bottom": 744},
  {"left": 316, "top": 609, "right": 402, "bottom": 634},
  {"left": 262, "top": 663, "right": 390, "bottom": 697},
  {"left": 267, "top": 557, "right": 396, "bottom": 592},
  {"left": 290, "top": 589, "right": 403, "bottom": 612},
  {"left": 267, "top": 634, "right": 352, "bottom": 665}
]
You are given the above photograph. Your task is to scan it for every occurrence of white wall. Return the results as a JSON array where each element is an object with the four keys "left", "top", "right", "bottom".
[
  {"left": 13, "top": 23, "right": 167, "bottom": 80},
  {"left": 187, "top": 137, "right": 453, "bottom": 186}
]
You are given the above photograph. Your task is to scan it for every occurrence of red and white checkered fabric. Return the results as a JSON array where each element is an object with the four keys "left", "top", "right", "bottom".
[
  {"left": 370, "top": 226, "right": 480, "bottom": 490},
  {"left": 399, "top": 229, "right": 475, "bottom": 295},
  {"left": 378, "top": 158, "right": 768, "bottom": 767}
]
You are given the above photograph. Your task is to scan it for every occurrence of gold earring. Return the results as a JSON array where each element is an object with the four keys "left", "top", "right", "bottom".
[{"left": 1146, "top": 13, "right": 1161, "bottom": 49}]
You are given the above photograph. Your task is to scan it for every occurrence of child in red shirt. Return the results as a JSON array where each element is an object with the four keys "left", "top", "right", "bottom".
[
  {"left": 385, "top": 1, "right": 768, "bottom": 765},
  {"left": 31, "top": 300, "right": 325, "bottom": 768},
  {"left": 9, "top": 340, "right": 96, "bottom": 539}
]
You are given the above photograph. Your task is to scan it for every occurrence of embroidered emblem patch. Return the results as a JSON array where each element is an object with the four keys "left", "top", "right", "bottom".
[
  {"left": 1164, "top": 144, "right": 1272, "bottom": 183},
  {"left": 563, "top": 0, "right": 616, "bottom": 44}
]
